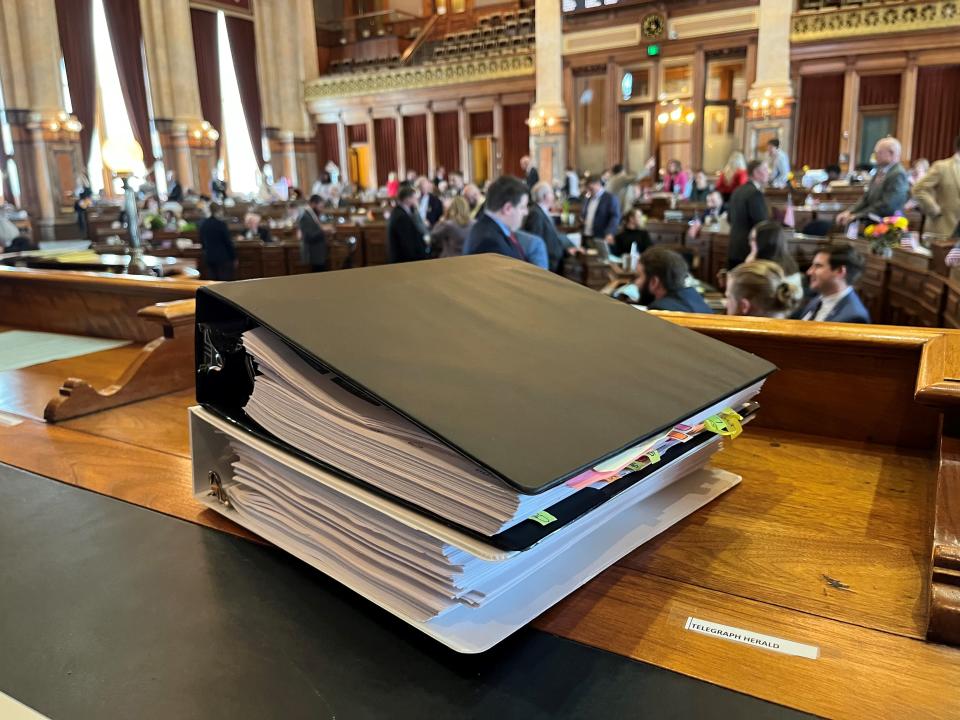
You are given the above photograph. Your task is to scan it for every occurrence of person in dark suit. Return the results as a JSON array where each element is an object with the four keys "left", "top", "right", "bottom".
[
  {"left": 836, "top": 137, "right": 910, "bottom": 226},
  {"left": 298, "top": 194, "right": 328, "bottom": 272},
  {"left": 581, "top": 176, "right": 621, "bottom": 249},
  {"left": 463, "top": 175, "right": 531, "bottom": 263},
  {"left": 520, "top": 156, "right": 539, "bottom": 189},
  {"left": 416, "top": 177, "right": 443, "bottom": 227},
  {"left": 199, "top": 203, "right": 236, "bottom": 281},
  {"left": 388, "top": 185, "right": 429, "bottom": 263},
  {"left": 637, "top": 246, "right": 712, "bottom": 314},
  {"left": 524, "top": 181, "right": 576, "bottom": 272},
  {"left": 166, "top": 171, "right": 183, "bottom": 203},
  {"left": 795, "top": 241, "right": 870, "bottom": 323},
  {"left": 726, "top": 160, "right": 770, "bottom": 270}
]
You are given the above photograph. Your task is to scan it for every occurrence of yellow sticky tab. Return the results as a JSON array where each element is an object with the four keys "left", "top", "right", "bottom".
[
  {"left": 719, "top": 409, "right": 743, "bottom": 439},
  {"left": 647, "top": 449, "right": 661, "bottom": 464},
  {"left": 530, "top": 510, "right": 557, "bottom": 526},
  {"left": 704, "top": 415, "right": 729, "bottom": 435}
]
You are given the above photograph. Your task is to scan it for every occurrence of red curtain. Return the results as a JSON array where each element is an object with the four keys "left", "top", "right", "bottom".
[
  {"left": 102, "top": 0, "right": 155, "bottom": 166},
  {"left": 347, "top": 125, "right": 367, "bottom": 144},
  {"left": 316, "top": 123, "right": 340, "bottom": 170},
  {"left": 190, "top": 9, "right": 221, "bottom": 156},
  {"left": 55, "top": 0, "right": 95, "bottom": 166},
  {"left": 433, "top": 111, "right": 460, "bottom": 173},
  {"left": 469, "top": 111, "right": 493, "bottom": 137},
  {"left": 374, "top": 117, "right": 398, "bottom": 184},
  {"left": 913, "top": 66, "right": 960, "bottom": 162},
  {"left": 403, "top": 115, "right": 428, "bottom": 176},
  {"left": 225, "top": 16, "right": 264, "bottom": 169},
  {"left": 501, "top": 104, "right": 530, "bottom": 179},
  {"left": 858, "top": 74, "right": 900, "bottom": 107},
  {"left": 795, "top": 74, "right": 843, "bottom": 169}
]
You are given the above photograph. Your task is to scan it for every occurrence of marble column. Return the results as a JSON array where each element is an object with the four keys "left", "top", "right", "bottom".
[
  {"left": 140, "top": 0, "right": 209, "bottom": 190},
  {"left": 425, "top": 104, "right": 437, "bottom": 179},
  {"left": 0, "top": 0, "right": 85, "bottom": 240},
  {"left": 745, "top": 0, "right": 795, "bottom": 164},
  {"left": 748, "top": 0, "right": 794, "bottom": 103},
  {"left": 395, "top": 108, "right": 406, "bottom": 178},
  {"left": 258, "top": 0, "right": 319, "bottom": 186},
  {"left": 529, "top": 0, "right": 567, "bottom": 187}
]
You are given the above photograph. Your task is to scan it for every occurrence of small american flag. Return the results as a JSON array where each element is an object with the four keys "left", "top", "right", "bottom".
[{"left": 946, "top": 246, "right": 960, "bottom": 267}]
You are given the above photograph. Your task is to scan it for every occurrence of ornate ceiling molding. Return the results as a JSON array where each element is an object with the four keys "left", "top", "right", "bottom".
[
  {"left": 305, "top": 53, "right": 535, "bottom": 102},
  {"left": 792, "top": 0, "right": 960, "bottom": 42}
]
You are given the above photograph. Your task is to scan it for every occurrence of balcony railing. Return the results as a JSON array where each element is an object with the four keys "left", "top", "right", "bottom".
[{"left": 791, "top": 0, "right": 960, "bottom": 41}]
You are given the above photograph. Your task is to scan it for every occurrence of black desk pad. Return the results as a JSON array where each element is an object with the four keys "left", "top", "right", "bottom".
[{"left": 0, "top": 464, "right": 812, "bottom": 720}]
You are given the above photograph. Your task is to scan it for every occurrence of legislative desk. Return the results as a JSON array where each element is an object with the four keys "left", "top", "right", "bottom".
[{"left": 1, "top": 308, "right": 959, "bottom": 717}]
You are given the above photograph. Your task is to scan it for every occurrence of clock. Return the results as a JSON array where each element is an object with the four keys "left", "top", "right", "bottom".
[{"left": 642, "top": 13, "right": 665, "bottom": 39}]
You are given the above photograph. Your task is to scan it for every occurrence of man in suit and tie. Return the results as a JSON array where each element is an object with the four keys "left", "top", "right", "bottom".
[
  {"left": 911, "top": 135, "right": 960, "bottom": 238},
  {"left": 836, "top": 137, "right": 910, "bottom": 227},
  {"left": 417, "top": 177, "right": 443, "bottom": 227},
  {"left": 520, "top": 156, "right": 539, "bottom": 189},
  {"left": 581, "top": 176, "right": 621, "bottom": 251},
  {"left": 796, "top": 241, "right": 871, "bottom": 323},
  {"left": 726, "top": 160, "right": 770, "bottom": 269},
  {"left": 388, "top": 184, "right": 429, "bottom": 263},
  {"left": 298, "top": 194, "right": 328, "bottom": 272},
  {"left": 524, "top": 181, "right": 577, "bottom": 272},
  {"left": 199, "top": 203, "right": 236, "bottom": 280},
  {"left": 463, "top": 175, "right": 532, "bottom": 263}
]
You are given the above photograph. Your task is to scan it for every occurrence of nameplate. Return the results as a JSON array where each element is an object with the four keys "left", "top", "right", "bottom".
[{"left": 684, "top": 617, "right": 819, "bottom": 660}]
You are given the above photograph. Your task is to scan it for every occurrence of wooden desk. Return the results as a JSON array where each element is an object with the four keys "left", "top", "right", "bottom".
[{"left": 2, "top": 314, "right": 960, "bottom": 717}]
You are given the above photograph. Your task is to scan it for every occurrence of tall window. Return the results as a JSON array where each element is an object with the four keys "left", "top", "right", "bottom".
[
  {"left": 217, "top": 11, "right": 259, "bottom": 194},
  {"left": 89, "top": 0, "right": 142, "bottom": 194},
  {"left": 0, "top": 70, "right": 19, "bottom": 205}
]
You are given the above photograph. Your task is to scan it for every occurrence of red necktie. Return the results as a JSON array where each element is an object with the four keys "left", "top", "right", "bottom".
[{"left": 508, "top": 232, "right": 526, "bottom": 261}]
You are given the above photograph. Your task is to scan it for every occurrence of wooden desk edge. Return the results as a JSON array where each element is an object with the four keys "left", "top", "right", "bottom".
[{"left": 661, "top": 312, "right": 960, "bottom": 646}]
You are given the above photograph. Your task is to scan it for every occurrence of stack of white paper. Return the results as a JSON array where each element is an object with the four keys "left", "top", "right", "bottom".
[{"left": 241, "top": 327, "right": 762, "bottom": 535}]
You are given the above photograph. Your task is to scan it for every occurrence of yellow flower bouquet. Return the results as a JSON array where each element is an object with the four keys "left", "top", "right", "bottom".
[{"left": 863, "top": 215, "right": 909, "bottom": 254}]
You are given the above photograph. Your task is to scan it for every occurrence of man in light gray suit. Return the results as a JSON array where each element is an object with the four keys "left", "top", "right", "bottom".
[
  {"left": 298, "top": 194, "right": 328, "bottom": 272},
  {"left": 836, "top": 137, "right": 910, "bottom": 226}
]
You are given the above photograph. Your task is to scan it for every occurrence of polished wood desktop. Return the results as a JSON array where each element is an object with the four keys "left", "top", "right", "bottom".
[{"left": 2, "top": 308, "right": 960, "bottom": 717}]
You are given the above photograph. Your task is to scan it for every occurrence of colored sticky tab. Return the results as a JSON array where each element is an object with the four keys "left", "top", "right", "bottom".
[
  {"left": 719, "top": 409, "right": 743, "bottom": 439},
  {"left": 647, "top": 449, "right": 661, "bottom": 464},
  {"left": 530, "top": 510, "right": 557, "bottom": 526},
  {"left": 704, "top": 415, "right": 729, "bottom": 435},
  {"left": 667, "top": 430, "right": 689, "bottom": 441}
]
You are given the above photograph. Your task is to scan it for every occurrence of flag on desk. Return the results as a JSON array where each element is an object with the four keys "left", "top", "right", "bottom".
[{"left": 783, "top": 195, "right": 795, "bottom": 229}]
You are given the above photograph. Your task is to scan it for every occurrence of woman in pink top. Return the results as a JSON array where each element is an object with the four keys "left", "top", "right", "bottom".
[
  {"left": 386, "top": 171, "right": 400, "bottom": 199},
  {"left": 661, "top": 159, "right": 690, "bottom": 197}
]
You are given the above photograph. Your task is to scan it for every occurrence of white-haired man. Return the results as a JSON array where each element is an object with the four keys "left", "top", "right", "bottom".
[
  {"left": 523, "top": 181, "right": 578, "bottom": 272},
  {"left": 836, "top": 137, "right": 909, "bottom": 226}
]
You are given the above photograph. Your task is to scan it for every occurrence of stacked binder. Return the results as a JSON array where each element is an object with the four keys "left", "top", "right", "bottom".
[{"left": 190, "top": 255, "right": 775, "bottom": 652}]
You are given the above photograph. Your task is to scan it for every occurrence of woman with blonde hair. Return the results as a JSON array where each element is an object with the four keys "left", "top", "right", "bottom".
[
  {"left": 430, "top": 195, "right": 474, "bottom": 257},
  {"left": 725, "top": 260, "right": 804, "bottom": 318},
  {"left": 716, "top": 151, "right": 748, "bottom": 199}
]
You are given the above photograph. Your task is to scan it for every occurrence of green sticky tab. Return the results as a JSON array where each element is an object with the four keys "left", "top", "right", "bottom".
[
  {"left": 704, "top": 415, "right": 728, "bottom": 434},
  {"left": 530, "top": 510, "right": 557, "bottom": 526},
  {"left": 647, "top": 449, "right": 661, "bottom": 464}
]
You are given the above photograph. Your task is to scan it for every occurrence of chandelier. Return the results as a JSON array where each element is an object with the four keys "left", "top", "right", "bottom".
[{"left": 656, "top": 98, "right": 695, "bottom": 126}]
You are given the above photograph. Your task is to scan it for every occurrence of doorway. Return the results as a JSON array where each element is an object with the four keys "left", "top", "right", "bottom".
[
  {"left": 622, "top": 110, "right": 652, "bottom": 175},
  {"left": 859, "top": 112, "right": 897, "bottom": 167},
  {"left": 348, "top": 145, "right": 371, "bottom": 190},
  {"left": 471, "top": 137, "right": 492, "bottom": 186}
]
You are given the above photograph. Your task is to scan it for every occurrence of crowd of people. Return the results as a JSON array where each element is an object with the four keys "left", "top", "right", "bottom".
[{"left": 29, "top": 131, "right": 959, "bottom": 326}]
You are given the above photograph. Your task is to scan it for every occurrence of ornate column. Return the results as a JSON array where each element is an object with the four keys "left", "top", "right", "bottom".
[
  {"left": 898, "top": 55, "right": 918, "bottom": 164},
  {"left": 839, "top": 62, "right": 860, "bottom": 171},
  {"left": 140, "top": 0, "right": 212, "bottom": 192},
  {"left": 0, "top": 0, "right": 85, "bottom": 240},
  {"left": 528, "top": 0, "right": 567, "bottom": 187},
  {"left": 257, "top": 0, "right": 319, "bottom": 188},
  {"left": 745, "top": 0, "right": 795, "bottom": 160},
  {"left": 493, "top": 97, "right": 504, "bottom": 178}
]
